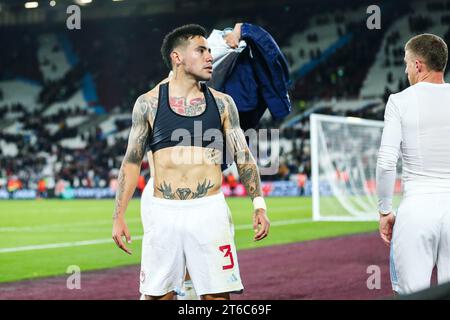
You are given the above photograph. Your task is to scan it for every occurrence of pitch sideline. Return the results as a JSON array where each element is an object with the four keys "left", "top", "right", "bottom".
[
  {"left": 0, "top": 218, "right": 313, "bottom": 254},
  {"left": 0, "top": 206, "right": 310, "bottom": 233}
]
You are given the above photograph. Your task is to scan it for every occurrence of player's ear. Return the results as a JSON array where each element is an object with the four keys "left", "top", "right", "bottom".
[
  {"left": 415, "top": 59, "right": 422, "bottom": 73},
  {"left": 171, "top": 50, "right": 182, "bottom": 67}
]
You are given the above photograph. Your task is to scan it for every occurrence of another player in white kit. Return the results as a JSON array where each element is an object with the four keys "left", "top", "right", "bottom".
[{"left": 376, "top": 34, "right": 450, "bottom": 295}]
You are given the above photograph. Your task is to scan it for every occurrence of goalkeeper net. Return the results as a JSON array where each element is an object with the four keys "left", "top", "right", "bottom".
[{"left": 310, "top": 113, "right": 401, "bottom": 221}]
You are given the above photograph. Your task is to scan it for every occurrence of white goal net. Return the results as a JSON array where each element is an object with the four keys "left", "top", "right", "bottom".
[{"left": 310, "top": 113, "right": 402, "bottom": 221}]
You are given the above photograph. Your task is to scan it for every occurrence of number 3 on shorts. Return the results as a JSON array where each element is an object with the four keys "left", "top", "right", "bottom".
[{"left": 219, "top": 244, "right": 234, "bottom": 270}]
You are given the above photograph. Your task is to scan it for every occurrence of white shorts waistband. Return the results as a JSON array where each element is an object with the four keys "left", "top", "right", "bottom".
[
  {"left": 149, "top": 192, "right": 226, "bottom": 209},
  {"left": 403, "top": 180, "right": 450, "bottom": 197}
]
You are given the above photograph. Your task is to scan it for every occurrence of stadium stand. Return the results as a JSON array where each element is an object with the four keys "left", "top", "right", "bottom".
[{"left": 1, "top": 0, "right": 449, "bottom": 198}]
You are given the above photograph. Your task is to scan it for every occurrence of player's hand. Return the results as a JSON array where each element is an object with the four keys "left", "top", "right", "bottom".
[
  {"left": 224, "top": 31, "right": 240, "bottom": 48},
  {"left": 379, "top": 212, "right": 395, "bottom": 247},
  {"left": 253, "top": 208, "right": 270, "bottom": 241},
  {"left": 112, "top": 216, "right": 132, "bottom": 255}
]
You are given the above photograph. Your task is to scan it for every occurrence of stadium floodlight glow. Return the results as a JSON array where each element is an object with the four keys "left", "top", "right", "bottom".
[
  {"left": 75, "top": 0, "right": 92, "bottom": 5},
  {"left": 49, "top": 0, "right": 56, "bottom": 7},
  {"left": 24, "top": 1, "right": 39, "bottom": 9},
  {"left": 346, "top": 116, "right": 363, "bottom": 123}
]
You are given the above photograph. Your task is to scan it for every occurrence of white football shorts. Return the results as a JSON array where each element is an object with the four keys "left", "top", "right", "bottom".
[
  {"left": 139, "top": 186, "right": 244, "bottom": 297},
  {"left": 390, "top": 193, "right": 450, "bottom": 294}
]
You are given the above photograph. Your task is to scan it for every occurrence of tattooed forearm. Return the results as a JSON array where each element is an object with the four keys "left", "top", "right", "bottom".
[
  {"left": 236, "top": 161, "right": 262, "bottom": 200},
  {"left": 112, "top": 160, "right": 140, "bottom": 219},
  {"left": 113, "top": 169, "right": 126, "bottom": 219},
  {"left": 113, "top": 95, "right": 154, "bottom": 219}
]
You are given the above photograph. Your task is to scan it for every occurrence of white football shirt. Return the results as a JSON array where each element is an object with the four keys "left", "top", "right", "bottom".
[{"left": 377, "top": 82, "right": 450, "bottom": 213}]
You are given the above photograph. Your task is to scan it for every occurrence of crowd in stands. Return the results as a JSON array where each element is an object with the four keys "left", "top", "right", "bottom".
[
  {"left": 2, "top": 0, "right": 450, "bottom": 197},
  {"left": 0, "top": 102, "right": 120, "bottom": 192},
  {"left": 381, "top": 12, "right": 450, "bottom": 102},
  {"left": 39, "top": 63, "right": 87, "bottom": 107}
]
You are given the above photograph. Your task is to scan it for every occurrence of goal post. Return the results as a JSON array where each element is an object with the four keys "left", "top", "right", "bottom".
[{"left": 310, "top": 113, "right": 400, "bottom": 221}]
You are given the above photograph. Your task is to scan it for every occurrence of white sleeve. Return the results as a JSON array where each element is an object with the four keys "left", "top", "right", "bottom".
[{"left": 376, "top": 96, "right": 402, "bottom": 214}]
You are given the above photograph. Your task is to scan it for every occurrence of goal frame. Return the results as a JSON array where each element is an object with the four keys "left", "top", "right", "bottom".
[{"left": 310, "top": 113, "right": 384, "bottom": 221}]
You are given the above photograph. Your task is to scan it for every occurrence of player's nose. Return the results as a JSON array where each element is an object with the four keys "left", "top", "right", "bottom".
[{"left": 206, "top": 52, "right": 213, "bottom": 63}]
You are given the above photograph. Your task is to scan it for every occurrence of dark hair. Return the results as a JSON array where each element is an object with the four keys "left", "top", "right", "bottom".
[
  {"left": 405, "top": 34, "right": 448, "bottom": 72},
  {"left": 160, "top": 24, "right": 207, "bottom": 69}
]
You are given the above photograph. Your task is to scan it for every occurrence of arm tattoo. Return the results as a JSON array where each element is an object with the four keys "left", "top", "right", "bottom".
[
  {"left": 113, "top": 169, "right": 126, "bottom": 219},
  {"left": 148, "top": 96, "right": 158, "bottom": 123},
  {"left": 224, "top": 95, "right": 240, "bottom": 128},
  {"left": 156, "top": 180, "right": 215, "bottom": 200},
  {"left": 112, "top": 95, "right": 154, "bottom": 219},
  {"left": 215, "top": 97, "right": 226, "bottom": 115},
  {"left": 224, "top": 94, "right": 263, "bottom": 200},
  {"left": 236, "top": 163, "right": 262, "bottom": 200},
  {"left": 224, "top": 95, "right": 248, "bottom": 157},
  {"left": 123, "top": 95, "right": 152, "bottom": 165}
]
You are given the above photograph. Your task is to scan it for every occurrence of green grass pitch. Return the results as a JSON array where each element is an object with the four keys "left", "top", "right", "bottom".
[{"left": 0, "top": 197, "right": 378, "bottom": 283}]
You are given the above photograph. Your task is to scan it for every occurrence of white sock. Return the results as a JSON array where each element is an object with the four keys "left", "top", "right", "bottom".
[{"left": 177, "top": 280, "right": 200, "bottom": 300}]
